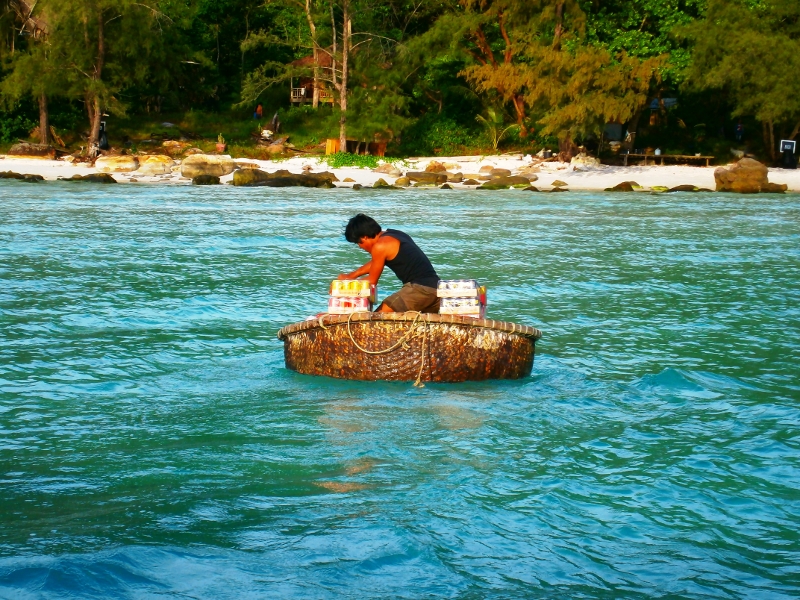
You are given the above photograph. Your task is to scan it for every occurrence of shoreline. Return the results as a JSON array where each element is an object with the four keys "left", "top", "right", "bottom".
[{"left": 2, "top": 153, "right": 799, "bottom": 192}]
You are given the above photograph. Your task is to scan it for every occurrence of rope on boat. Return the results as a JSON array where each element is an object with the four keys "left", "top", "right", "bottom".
[{"left": 345, "top": 311, "right": 429, "bottom": 387}]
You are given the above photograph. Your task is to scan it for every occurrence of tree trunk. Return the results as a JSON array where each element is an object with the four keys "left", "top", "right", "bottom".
[
  {"left": 338, "top": 0, "right": 350, "bottom": 152},
  {"left": 304, "top": 0, "right": 320, "bottom": 108},
  {"left": 762, "top": 120, "right": 776, "bottom": 162},
  {"left": 558, "top": 135, "right": 578, "bottom": 162},
  {"left": 38, "top": 92, "right": 49, "bottom": 145},
  {"left": 511, "top": 94, "right": 528, "bottom": 137},
  {"left": 88, "top": 11, "right": 105, "bottom": 148},
  {"left": 624, "top": 108, "right": 643, "bottom": 150}
]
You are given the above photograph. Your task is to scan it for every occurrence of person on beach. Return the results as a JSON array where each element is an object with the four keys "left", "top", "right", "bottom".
[
  {"left": 254, "top": 103, "right": 263, "bottom": 120},
  {"left": 340, "top": 214, "right": 440, "bottom": 313}
]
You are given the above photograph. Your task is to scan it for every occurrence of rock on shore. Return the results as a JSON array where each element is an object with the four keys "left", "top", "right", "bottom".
[
  {"left": 714, "top": 158, "right": 787, "bottom": 193},
  {"left": 180, "top": 154, "right": 237, "bottom": 179}
]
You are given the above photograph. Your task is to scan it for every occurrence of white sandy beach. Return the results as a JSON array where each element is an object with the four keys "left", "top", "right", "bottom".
[{"left": 2, "top": 153, "right": 799, "bottom": 192}]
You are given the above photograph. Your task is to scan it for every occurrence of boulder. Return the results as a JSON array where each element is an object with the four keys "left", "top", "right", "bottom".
[
  {"left": 462, "top": 178, "right": 480, "bottom": 186},
  {"left": 162, "top": 140, "right": 189, "bottom": 155},
  {"left": 548, "top": 187, "right": 568, "bottom": 193},
  {"left": 61, "top": 173, "right": 117, "bottom": 183},
  {"left": 266, "top": 144, "right": 286, "bottom": 154},
  {"left": 181, "top": 154, "right": 237, "bottom": 179},
  {"left": 137, "top": 155, "right": 174, "bottom": 175},
  {"left": 523, "top": 174, "right": 539, "bottom": 182},
  {"left": 343, "top": 177, "right": 356, "bottom": 182},
  {"left": 424, "top": 161, "right": 447, "bottom": 173},
  {"left": 193, "top": 175, "right": 220, "bottom": 185},
  {"left": 394, "top": 176, "right": 411, "bottom": 187},
  {"left": 489, "top": 168, "right": 512, "bottom": 179},
  {"left": 762, "top": 182, "right": 788, "bottom": 193},
  {"left": 373, "top": 163, "right": 402, "bottom": 177},
  {"left": 440, "top": 183, "right": 452, "bottom": 190},
  {"left": 95, "top": 155, "right": 140, "bottom": 173},
  {"left": 478, "top": 175, "right": 532, "bottom": 190},
  {"left": 20, "top": 174, "right": 44, "bottom": 182},
  {"left": 7, "top": 143, "right": 56, "bottom": 159},
  {"left": 442, "top": 162, "right": 460, "bottom": 171},
  {"left": 551, "top": 180, "right": 568, "bottom": 187},
  {"left": 714, "top": 158, "right": 768, "bottom": 193},
  {"left": 605, "top": 181, "right": 640, "bottom": 192},
  {"left": 446, "top": 172, "right": 463, "bottom": 183},
  {"left": 668, "top": 184, "right": 701, "bottom": 193},
  {"left": 463, "top": 173, "right": 482, "bottom": 180},
  {"left": 523, "top": 186, "right": 540, "bottom": 192},
  {"left": 373, "top": 178, "right": 390, "bottom": 187},
  {"left": 232, "top": 168, "right": 337, "bottom": 188},
  {"left": 570, "top": 153, "right": 601, "bottom": 168},
  {"left": 353, "top": 184, "right": 363, "bottom": 190},
  {"left": 0, "top": 171, "right": 26, "bottom": 179},
  {"left": 184, "top": 147, "right": 204, "bottom": 155},
  {"left": 406, "top": 171, "right": 447, "bottom": 184},
  {"left": 650, "top": 186, "right": 669, "bottom": 192},
  {"left": 479, "top": 165, "right": 494, "bottom": 174},
  {"left": 517, "top": 164, "right": 540, "bottom": 175},
  {"left": 235, "top": 161, "right": 261, "bottom": 170}
]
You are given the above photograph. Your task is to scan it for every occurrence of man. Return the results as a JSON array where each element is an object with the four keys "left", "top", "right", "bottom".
[{"left": 339, "top": 214, "right": 440, "bottom": 313}]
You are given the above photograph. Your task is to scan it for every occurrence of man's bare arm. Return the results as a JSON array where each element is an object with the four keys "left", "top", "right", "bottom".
[{"left": 338, "top": 260, "right": 372, "bottom": 280}]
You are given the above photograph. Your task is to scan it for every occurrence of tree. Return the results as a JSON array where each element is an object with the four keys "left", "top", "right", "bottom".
[
  {"left": 0, "top": 0, "right": 55, "bottom": 144},
  {"left": 683, "top": 0, "right": 800, "bottom": 160},
  {"left": 415, "top": 0, "right": 663, "bottom": 157}
]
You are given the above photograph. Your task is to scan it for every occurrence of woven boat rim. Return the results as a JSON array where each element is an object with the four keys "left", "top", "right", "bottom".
[{"left": 277, "top": 312, "right": 542, "bottom": 340}]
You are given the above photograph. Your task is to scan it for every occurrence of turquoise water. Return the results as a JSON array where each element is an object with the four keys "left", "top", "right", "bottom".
[{"left": 1, "top": 182, "right": 798, "bottom": 598}]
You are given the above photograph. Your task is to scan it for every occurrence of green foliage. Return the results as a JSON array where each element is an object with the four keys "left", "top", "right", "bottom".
[
  {"left": 0, "top": 110, "right": 36, "bottom": 143},
  {"left": 399, "top": 113, "right": 482, "bottom": 156},
  {"left": 476, "top": 108, "right": 519, "bottom": 151},
  {"left": 683, "top": 0, "right": 800, "bottom": 152},
  {"left": 321, "top": 152, "right": 381, "bottom": 169}
]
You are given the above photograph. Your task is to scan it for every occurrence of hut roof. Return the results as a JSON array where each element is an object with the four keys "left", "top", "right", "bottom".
[{"left": 290, "top": 52, "right": 333, "bottom": 69}]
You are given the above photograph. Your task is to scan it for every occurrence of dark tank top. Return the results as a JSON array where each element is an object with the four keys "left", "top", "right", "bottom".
[{"left": 383, "top": 229, "right": 439, "bottom": 288}]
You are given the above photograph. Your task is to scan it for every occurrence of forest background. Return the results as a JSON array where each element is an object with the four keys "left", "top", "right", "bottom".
[{"left": 0, "top": 0, "right": 797, "bottom": 163}]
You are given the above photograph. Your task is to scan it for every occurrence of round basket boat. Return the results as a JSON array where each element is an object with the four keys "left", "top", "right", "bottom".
[{"left": 277, "top": 312, "right": 542, "bottom": 383}]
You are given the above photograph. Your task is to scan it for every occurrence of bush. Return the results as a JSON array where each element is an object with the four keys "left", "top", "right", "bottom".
[
  {"left": 399, "top": 113, "right": 482, "bottom": 156},
  {"left": 320, "top": 152, "right": 381, "bottom": 169}
]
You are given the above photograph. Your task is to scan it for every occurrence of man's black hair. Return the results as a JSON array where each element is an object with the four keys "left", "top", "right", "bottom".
[{"left": 344, "top": 214, "right": 382, "bottom": 243}]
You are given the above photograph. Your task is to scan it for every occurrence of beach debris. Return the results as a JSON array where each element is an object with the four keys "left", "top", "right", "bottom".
[
  {"left": 180, "top": 154, "right": 237, "bottom": 179},
  {"left": 137, "top": 155, "right": 175, "bottom": 175},
  {"left": 192, "top": 175, "right": 220, "bottom": 185},
  {"left": 570, "top": 152, "right": 601, "bottom": 168},
  {"left": 714, "top": 158, "right": 784, "bottom": 193}
]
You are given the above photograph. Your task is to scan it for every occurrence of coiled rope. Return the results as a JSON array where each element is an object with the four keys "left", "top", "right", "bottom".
[{"left": 344, "top": 311, "right": 429, "bottom": 387}]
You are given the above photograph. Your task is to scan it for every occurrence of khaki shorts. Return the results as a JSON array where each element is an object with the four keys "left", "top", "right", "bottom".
[{"left": 381, "top": 283, "right": 440, "bottom": 313}]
